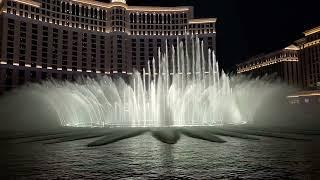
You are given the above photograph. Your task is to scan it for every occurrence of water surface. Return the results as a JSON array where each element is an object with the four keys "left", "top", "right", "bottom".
[{"left": 1, "top": 134, "right": 320, "bottom": 179}]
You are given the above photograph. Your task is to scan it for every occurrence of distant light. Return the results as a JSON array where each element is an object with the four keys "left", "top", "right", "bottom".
[{"left": 111, "top": 0, "right": 127, "bottom": 4}]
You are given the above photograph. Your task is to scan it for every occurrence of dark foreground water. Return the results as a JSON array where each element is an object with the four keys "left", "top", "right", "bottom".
[{"left": 1, "top": 133, "right": 320, "bottom": 180}]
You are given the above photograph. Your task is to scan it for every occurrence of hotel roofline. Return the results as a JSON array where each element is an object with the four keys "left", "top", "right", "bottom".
[
  {"left": 237, "top": 45, "right": 299, "bottom": 67},
  {"left": 188, "top": 18, "right": 217, "bottom": 24},
  {"left": 238, "top": 26, "right": 320, "bottom": 69},
  {"left": 9, "top": 0, "right": 40, "bottom": 7},
  {"left": 74, "top": 1, "right": 193, "bottom": 12},
  {"left": 11, "top": 0, "right": 194, "bottom": 11},
  {"left": 304, "top": 26, "right": 320, "bottom": 36}
]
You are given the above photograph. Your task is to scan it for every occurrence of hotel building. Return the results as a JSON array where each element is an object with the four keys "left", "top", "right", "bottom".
[
  {"left": 286, "top": 26, "right": 320, "bottom": 105},
  {"left": 296, "top": 26, "right": 320, "bottom": 89},
  {"left": 0, "top": 0, "right": 217, "bottom": 93},
  {"left": 237, "top": 45, "right": 301, "bottom": 87}
]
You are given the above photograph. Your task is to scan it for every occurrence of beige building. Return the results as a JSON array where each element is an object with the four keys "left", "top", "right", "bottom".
[
  {"left": 296, "top": 26, "right": 320, "bottom": 89},
  {"left": 0, "top": 0, "right": 217, "bottom": 93},
  {"left": 237, "top": 45, "right": 301, "bottom": 87}
]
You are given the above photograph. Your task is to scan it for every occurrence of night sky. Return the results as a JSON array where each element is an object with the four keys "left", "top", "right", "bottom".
[{"left": 103, "top": 0, "right": 320, "bottom": 72}]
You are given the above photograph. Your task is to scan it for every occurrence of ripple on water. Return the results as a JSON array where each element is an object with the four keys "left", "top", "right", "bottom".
[{"left": 1, "top": 135, "right": 320, "bottom": 179}]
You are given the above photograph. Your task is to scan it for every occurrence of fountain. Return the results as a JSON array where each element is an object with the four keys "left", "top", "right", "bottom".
[
  {"left": 0, "top": 35, "right": 296, "bottom": 131},
  {"left": 21, "top": 36, "right": 248, "bottom": 128},
  {"left": 1, "top": 37, "right": 311, "bottom": 146}
]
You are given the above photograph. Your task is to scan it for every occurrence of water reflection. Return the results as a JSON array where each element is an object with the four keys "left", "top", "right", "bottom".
[{"left": 160, "top": 144, "right": 175, "bottom": 176}]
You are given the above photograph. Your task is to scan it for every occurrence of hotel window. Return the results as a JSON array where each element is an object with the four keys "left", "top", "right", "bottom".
[
  {"left": 52, "top": 73, "right": 58, "bottom": 79},
  {"left": 130, "top": 13, "right": 134, "bottom": 23},
  {"left": 76, "top": 5, "right": 80, "bottom": 16},
  {"left": 5, "top": 69, "right": 13, "bottom": 89},
  {"left": 41, "top": 72, "right": 48, "bottom": 80},
  {"left": 157, "top": 39, "right": 161, "bottom": 48},
  {"left": 30, "top": 71, "right": 36, "bottom": 80}
]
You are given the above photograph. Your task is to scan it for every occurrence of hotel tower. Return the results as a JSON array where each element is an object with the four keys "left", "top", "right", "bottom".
[{"left": 0, "top": 0, "right": 216, "bottom": 93}]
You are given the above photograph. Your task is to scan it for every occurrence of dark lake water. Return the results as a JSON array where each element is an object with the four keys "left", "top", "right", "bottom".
[{"left": 1, "top": 133, "right": 320, "bottom": 179}]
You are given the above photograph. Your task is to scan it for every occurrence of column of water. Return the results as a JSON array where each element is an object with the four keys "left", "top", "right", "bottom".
[
  {"left": 201, "top": 41, "right": 206, "bottom": 88},
  {"left": 177, "top": 41, "right": 181, "bottom": 90}
]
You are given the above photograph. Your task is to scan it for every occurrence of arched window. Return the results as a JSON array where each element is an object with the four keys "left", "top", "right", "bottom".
[
  {"left": 99, "top": 9, "right": 102, "bottom": 20},
  {"left": 103, "top": 10, "right": 106, "bottom": 20},
  {"left": 62, "top": 2, "right": 65, "bottom": 13},
  {"left": 81, "top": 6, "right": 84, "bottom": 16},
  {"left": 76, "top": 5, "right": 79, "bottom": 16},
  {"left": 151, "top": 14, "right": 154, "bottom": 24},
  {"left": 94, "top": 8, "right": 98, "bottom": 19},
  {"left": 134, "top": 13, "right": 137, "bottom": 23},
  {"left": 155, "top": 14, "right": 159, "bottom": 24},
  {"left": 130, "top": 13, "right": 133, "bottom": 23},
  {"left": 142, "top": 14, "right": 146, "bottom": 23},
  {"left": 138, "top": 13, "right": 141, "bottom": 23},
  {"left": 90, "top": 8, "right": 93, "bottom": 18},
  {"left": 85, "top": 7, "right": 88, "bottom": 17},
  {"left": 71, "top": 4, "right": 75, "bottom": 15},
  {"left": 66, "top": 3, "right": 70, "bottom": 13},
  {"left": 147, "top": 14, "right": 150, "bottom": 23}
]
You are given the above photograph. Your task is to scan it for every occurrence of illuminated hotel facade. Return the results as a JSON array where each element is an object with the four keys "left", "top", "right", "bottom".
[
  {"left": 296, "top": 26, "right": 320, "bottom": 89},
  {"left": 286, "top": 26, "right": 320, "bottom": 105},
  {"left": 0, "top": 0, "right": 216, "bottom": 93},
  {"left": 237, "top": 26, "right": 320, "bottom": 104},
  {"left": 237, "top": 45, "right": 301, "bottom": 87},
  {"left": 237, "top": 25, "right": 320, "bottom": 90}
]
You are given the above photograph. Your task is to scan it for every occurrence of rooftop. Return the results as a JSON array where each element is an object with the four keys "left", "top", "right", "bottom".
[
  {"left": 188, "top": 18, "right": 217, "bottom": 24},
  {"left": 111, "top": 0, "right": 126, "bottom": 4},
  {"left": 238, "top": 44, "right": 299, "bottom": 66},
  {"left": 304, "top": 26, "right": 320, "bottom": 36},
  {"left": 71, "top": 0, "right": 193, "bottom": 12}
]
